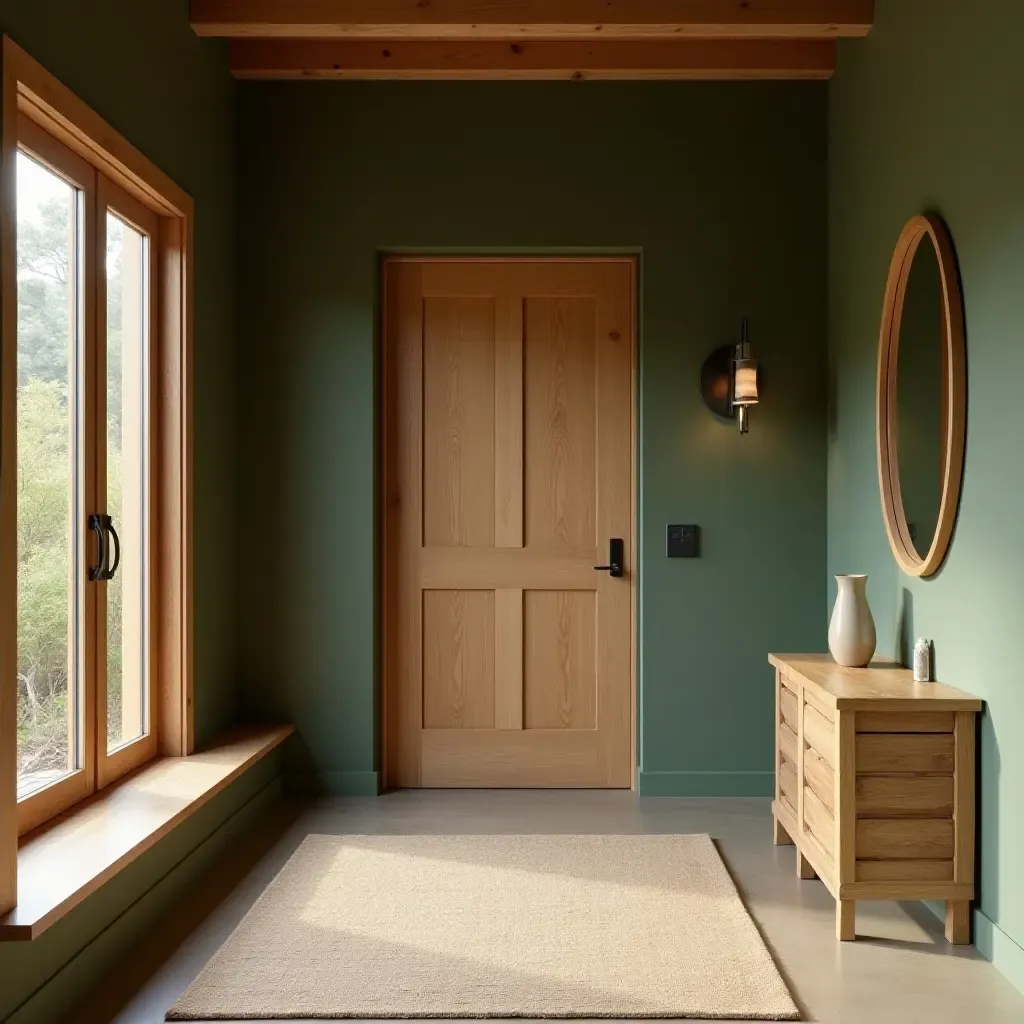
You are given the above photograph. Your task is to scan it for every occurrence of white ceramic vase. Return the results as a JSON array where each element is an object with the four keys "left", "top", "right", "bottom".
[{"left": 828, "top": 574, "right": 876, "bottom": 668}]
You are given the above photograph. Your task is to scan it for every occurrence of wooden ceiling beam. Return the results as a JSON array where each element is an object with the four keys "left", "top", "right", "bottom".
[
  {"left": 229, "top": 38, "right": 836, "bottom": 80},
  {"left": 193, "top": 1, "right": 874, "bottom": 40}
]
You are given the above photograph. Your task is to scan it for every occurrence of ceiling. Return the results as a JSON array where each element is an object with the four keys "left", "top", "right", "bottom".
[{"left": 190, "top": 1, "right": 875, "bottom": 81}]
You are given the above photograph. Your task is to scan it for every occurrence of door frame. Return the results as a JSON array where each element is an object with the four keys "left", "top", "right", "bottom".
[{"left": 379, "top": 255, "right": 638, "bottom": 791}]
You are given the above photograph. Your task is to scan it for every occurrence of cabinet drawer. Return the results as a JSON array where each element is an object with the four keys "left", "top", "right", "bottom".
[
  {"left": 857, "top": 711, "right": 953, "bottom": 733},
  {"left": 856, "top": 733, "right": 954, "bottom": 773},
  {"left": 778, "top": 755, "right": 799, "bottom": 808},
  {"left": 804, "top": 784, "right": 834, "bottom": 856},
  {"left": 856, "top": 859, "right": 953, "bottom": 882},
  {"left": 804, "top": 746, "right": 835, "bottom": 812},
  {"left": 856, "top": 774, "right": 953, "bottom": 817},
  {"left": 855, "top": 818, "right": 954, "bottom": 859},
  {"left": 779, "top": 722, "right": 798, "bottom": 765},
  {"left": 804, "top": 703, "right": 834, "bottom": 767},
  {"left": 780, "top": 687, "right": 799, "bottom": 733}
]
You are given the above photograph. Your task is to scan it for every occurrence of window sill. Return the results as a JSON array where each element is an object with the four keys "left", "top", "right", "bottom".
[{"left": 1, "top": 724, "right": 294, "bottom": 941}]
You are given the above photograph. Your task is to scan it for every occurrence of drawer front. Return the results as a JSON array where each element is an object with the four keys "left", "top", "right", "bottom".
[
  {"left": 779, "top": 687, "right": 799, "bottom": 733},
  {"left": 779, "top": 721, "right": 798, "bottom": 766},
  {"left": 803, "top": 784, "right": 834, "bottom": 856},
  {"left": 804, "top": 702, "right": 834, "bottom": 767},
  {"left": 856, "top": 859, "right": 953, "bottom": 882},
  {"left": 856, "top": 774, "right": 954, "bottom": 817},
  {"left": 856, "top": 818, "right": 954, "bottom": 859},
  {"left": 857, "top": 711, "right": 954, "bottom": 733},
  {"left": 804, "top": 745, "right": 834, "bottom": 812},
  {"left": 779, "top": 755, "right": 799, "bottom": 809},
  {"left": 856, "top": 733, "right": 954, "bottom": 773}
]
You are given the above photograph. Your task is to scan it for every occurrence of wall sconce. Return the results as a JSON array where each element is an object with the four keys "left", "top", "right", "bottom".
[{"left": 699, "top": 318, "right": 761, "bottom": 434}]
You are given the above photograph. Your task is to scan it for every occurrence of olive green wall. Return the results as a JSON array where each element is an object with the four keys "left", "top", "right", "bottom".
[
  {"left": 829, "top": 0, "right": 1024, "bottom": 990},
  {"left": 0, "top": 2, "right": 246, "bottom": 1020},
  {"left": 235, "top": 81, "right": 828, "bottom": 796}
]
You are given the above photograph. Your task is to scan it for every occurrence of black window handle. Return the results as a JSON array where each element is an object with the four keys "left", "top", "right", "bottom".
[
  {"left": 594, "top": 538, "right": 624, "bottom": 578},
  {"left": 87, "top": 513, "right": 120, "bottom": 581}
]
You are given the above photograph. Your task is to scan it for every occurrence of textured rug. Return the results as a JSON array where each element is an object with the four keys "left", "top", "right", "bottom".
[{"left": 168, "top": 833, "right": 798, "bottom": 1021}]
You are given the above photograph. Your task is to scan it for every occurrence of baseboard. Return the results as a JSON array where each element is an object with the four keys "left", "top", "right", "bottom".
[
  {"left": 285, "top": 770, "right": 380, "bottom": 796},
  {"left": 923, "top": 899, "right": 1024, "bottom": 997},
  {"left": 7, "top": 772, "right": 284, "bottom": 1024},
  {"left": 637, "top": 770, "right": 775, "bottom": 797}
]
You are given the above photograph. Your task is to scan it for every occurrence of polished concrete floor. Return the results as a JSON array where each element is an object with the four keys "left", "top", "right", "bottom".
[{"left": 78, "top": 792, "right": 1024, "bottom": 1023}]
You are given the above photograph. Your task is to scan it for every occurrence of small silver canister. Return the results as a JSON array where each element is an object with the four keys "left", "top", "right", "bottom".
[{"left": 913, "top": 638, "right": 932, "bottom": 682}]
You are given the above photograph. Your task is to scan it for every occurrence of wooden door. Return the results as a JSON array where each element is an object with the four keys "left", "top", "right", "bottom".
[{"left": 383, "top": 259, "right": 634, "bottom": 788}]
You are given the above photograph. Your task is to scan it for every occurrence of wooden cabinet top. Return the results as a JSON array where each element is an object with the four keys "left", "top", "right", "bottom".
[{"left": 769, "top": 653, "right": 983, "bottom": 712}]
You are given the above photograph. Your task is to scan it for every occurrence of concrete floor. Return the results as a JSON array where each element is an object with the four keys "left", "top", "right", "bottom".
[{"left": 77, "top": 792, "right": 1024, "bottom": 1023}]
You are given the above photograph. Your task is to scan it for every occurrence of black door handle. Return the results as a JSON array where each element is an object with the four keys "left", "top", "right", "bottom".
[
  {"left": 87, "top": 514, "right": 120, "bottom": 581},
  {"left": 88, "top": 514, "right": 108, "bottom": 582},
  {"left": 594, "top": 538, "right": 624, "bottom": 578}
]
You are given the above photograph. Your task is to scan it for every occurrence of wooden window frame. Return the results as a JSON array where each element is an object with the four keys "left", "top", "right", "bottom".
[{"left": 1, "top": 36, "right": 193, "bottom": 912}]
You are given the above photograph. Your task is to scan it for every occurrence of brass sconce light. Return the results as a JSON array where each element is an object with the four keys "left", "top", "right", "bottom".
[{"left": 699, "top": 318, "right": 761, "bottom": 434}]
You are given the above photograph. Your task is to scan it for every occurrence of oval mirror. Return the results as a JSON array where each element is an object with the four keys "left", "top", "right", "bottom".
[{"left": 877, "top": 214, "right": 965, "bottom": 577}]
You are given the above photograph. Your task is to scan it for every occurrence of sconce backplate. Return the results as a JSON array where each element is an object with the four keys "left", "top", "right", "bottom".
[{"left": 700, "top": 344, "right": 736, "bottom": 419}]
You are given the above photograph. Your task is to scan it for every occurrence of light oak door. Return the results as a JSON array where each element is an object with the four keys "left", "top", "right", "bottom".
[{"left": 383, "top": 259, "right": 634, "bottom": 788}]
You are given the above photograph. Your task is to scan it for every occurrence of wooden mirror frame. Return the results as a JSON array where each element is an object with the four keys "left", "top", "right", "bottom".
[{"left": 877, "top": 213, "right": 966, "bottom": 578}]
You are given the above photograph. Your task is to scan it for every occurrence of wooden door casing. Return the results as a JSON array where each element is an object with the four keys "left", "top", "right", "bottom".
[{"left": 383, "top": 258, "right": 635, "bottom": 788}]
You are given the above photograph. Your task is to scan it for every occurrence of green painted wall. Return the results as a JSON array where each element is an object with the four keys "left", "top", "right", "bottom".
[
  {"left": 236, "top": 81, "right": 829, "bottom": 796},
  {"left": 0, "top": 2, "right": 243, "bottom": 1019},
  {"left": 829, "top": 0, "right": 1024, "bottom": 989}
]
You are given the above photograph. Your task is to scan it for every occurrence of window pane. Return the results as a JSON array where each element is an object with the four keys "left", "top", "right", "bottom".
[
  {"left": 105, "top": 212, "right": 149, "bottom": 752},
  {"left": 16, "top": 151, "right": 83, "bottom": 799}
]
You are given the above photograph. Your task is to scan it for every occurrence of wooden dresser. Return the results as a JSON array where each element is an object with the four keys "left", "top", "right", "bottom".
[{"left": 769, "top": 653, "right": 982, "bottom": 943}]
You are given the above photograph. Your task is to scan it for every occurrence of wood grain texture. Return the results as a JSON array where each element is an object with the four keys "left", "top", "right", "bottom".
[
  {"left": 856, "top": 711, "right": 953, "bottom": 733},
  {"left": 525, "top": 297, "right": 595, "bottom": 548},
  {"left": 945, "top": 900, "right": 971, "bottom": 945},
  {"left": 768, "top": 653, "right": 979, "bottom": 945},
  {"left": 855, "top": 774, "right": 953, "bottom": 817},
  {"left": 779, "top": 687, "right": 799, "bottom": 732},
  {"left": 836, "top": 899, "right": 855, "bottom": 941},
  {"left": 494, "top": 296, "right": 523, "bottom": 548},
  {"left": 802, "top": 684, "right": 834, "bottom": 723},
  {"left": 803, "top": 746, "right": 834, "bottom": 812},
  {"left": 779, "top": 722, "right": 798, "bottom": 766},
  {"left": 856, "top": 733, "right": 954, "bottom": 773},
  {"left": 952, "top": 710, "right": 975, "bottom": 888},
  {"left": 876, "top": 214, "right": 966, "bottom": 578},
  {"left": 855, "top": 818, "right": 954, "bottom": 860},
  {"left": 0, "top": 726, "right": 293, "bottom": 940},
  {"left": 524, "top": 591, "right": 595, "bottom": 730},
  {"left": 803, "top": 703, "right": 834, "bottom": 768},
  {"left": 803, "top": 785, "right": 834, "bottom": 857},
  {"left": 384, "top": 259, "right": 634, "bottom": 788},
  {"left": 423, "top": 297, "right": 496, "bottom": 547},
  {"left": 855, "top": 859, "right": 952, "bottom": 882},
  {"left": 778, "top": 756, "right": 798, "bottom": 809},
  {"left": 768, "top": 653, "right": 982, "bottom": 711},
  {"left": 494, "top": 589, "right": 523, "bottom": 730},
  {"left": 797, "top": 851, "right": 816, "bottom": 880},
  {"left": 835, "top": 710, "right": 856, "bottom": 888},
  {"left": 423, "top": 591, "right": 495, "bottom": 729},
  {"left": 229, "top": 38, "right": 837, "bottom": 79},
  {"left": 0, "top": 43, "right": 18, "bottom": 912},
  {"left": 192, "top": 0, "right": 876, "bottom": 39}
]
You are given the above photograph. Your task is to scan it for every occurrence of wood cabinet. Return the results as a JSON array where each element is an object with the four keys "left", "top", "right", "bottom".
[{"left": 769, "top": 653, "right": 982, "bottom": 943}]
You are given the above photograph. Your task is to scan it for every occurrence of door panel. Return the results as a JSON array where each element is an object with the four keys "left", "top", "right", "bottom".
[{"left": 384, "top": 259, "right": 634, "bottom": 788}]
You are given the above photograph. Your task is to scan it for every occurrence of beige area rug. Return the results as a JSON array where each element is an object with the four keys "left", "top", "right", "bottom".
[{"left": 168, "top": 834, "right": 798, "bottom": 1021}]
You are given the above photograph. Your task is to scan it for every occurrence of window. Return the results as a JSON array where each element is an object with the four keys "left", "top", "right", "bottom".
[{"left": 2, "top": 38, "right": 193, "bottom": 842}]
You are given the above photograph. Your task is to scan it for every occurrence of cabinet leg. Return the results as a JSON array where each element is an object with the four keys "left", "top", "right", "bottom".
[
  {"left": 836, "top": 899, "right": 856, "bottom": 941},
  {"left": 945, "top": 901, "right": 971, "bottom": 945},
  {"left": 796, "top": 851, "right": 816, "bottom": 879},
  {"left": 773, "top": 816, "right": 794, "bottom": 846}
]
